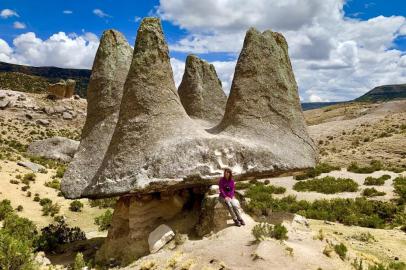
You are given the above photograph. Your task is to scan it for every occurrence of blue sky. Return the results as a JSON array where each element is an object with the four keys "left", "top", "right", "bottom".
[{"left": 0, "top": 0, "right": 405, "bottom": 101}]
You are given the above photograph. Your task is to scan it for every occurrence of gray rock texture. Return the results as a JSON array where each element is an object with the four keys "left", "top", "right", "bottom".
[
  {"left": 28, "top": 136, "right": 79, "bottom": 163},
  {"left": 178, "top": 55, "right": 226, "bottom": 123},
  {"left": 61, "top": 29, "right": 133, "bottom": 198},
  {"left": 62, "top": 18, "right": 317, "bottom": 199}
]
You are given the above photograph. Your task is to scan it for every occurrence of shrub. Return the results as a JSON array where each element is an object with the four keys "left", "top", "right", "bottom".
[
  {"left": 252, "top": 223, "right": 288, "bottom": 242},
  {"left": 42, "top": 203, "right": 60, "bottom": 217},
  {"left": 2, "top": 214, "right": 38, "bottom": 245},
  {"left": 334, "top": 243, "right": 347, "bottom": 260},
  {"left": 0, "top": 199, "right": 13, "bottom": 220},
  {"left": 0, "top": 231, "right": 36, "bottom": 270},
  {"left": 294, "top": 163, "right": 340, "bottom": 180},
  {"left": 73, "top": 252, "right": 86, "bottom": 270},
  {"left": 44, "top": 179, "right": 61, "bottom": 190},
  {"left": 36, "top": 218, "right": 86, "bottom": 252},
  {"left": 16, "top": 205, "right": 23, "bottom": 212},
  {"left": 88, "top": 197, "right": 118, "bottom": 209},
  {"left": 347, "top": 160, "right": 383, "bottom": 174},
  {"left": 351, "top": 232, "right": 375, "bottom": 242},
  {"left": 393, "top": 176, "right": 406, "bottom": 203},
  {"left": 22, "top": 173, "right": 36, "bottom": 185},
  {"left": 21, "top": 185, "right": 29, "bottom": 192},
  {"left": 235, "top": 182, "right": 251, "bottom": 190},
  {"left": 245, "top": 183, "right": 286, "bottom": 198},
  {"left": 33, "top": 194, "right": 40, "bottom": 202},
  {"left": 39, "top": 198, "right": 52, "bottom": 206},
  {"left": 364, "top": 175, "right": 390, "bottom": 186},
  {"left": 55, "top": 165, "right": 66, "bottom": 178},
  {"left": 94, "top": 209, "right": 113, "bottom": 231},
  {"left": 293, "top": 176, "right": 358, "bottom": 194},
  {"left": 69, "top": 200, "right": 84, "bottom": 212},
  {"left": 362, "top": 188, "right": 386, "bottom": 197}
]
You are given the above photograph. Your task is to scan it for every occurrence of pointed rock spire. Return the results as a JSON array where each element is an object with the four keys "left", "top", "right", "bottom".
[
  {"left": 178, "top": 55, "right": 226, "bottom": 123},
  {"left": 61, "top": 29, "right": 133, "bottom": 198}
]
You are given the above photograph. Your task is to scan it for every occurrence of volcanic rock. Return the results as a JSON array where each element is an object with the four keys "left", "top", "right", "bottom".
[
  {"left": 61, "top": 29, "right": 133, "bottom": 198},
  {"left": 63, "top": 18, "right": 317, "bottom": 199},
  {"left": 178, "top": 55, "right": 226, "bottom": 123},
  {"left": 28, "top": 136, "right": 79, "bottom": 163}
]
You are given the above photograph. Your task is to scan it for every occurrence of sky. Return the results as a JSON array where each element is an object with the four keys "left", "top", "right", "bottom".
[{"left": 0, "top": 0, "right": 405, "bottom": 102}]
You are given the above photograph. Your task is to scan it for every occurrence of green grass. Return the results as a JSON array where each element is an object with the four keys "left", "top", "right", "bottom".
[
  {"left": 294, "top": 163, "right": 340, "bottom": 180},
  {"left": 245, "top": 182, "right": 286, "bottom": 197},
  {"left": 348, "top": 160, "right": 383, "bottom": 174},
  {"left": 364, "top": 175, "right": 391, "bottom": 186},
  {"left": 393, "top": 176, "right": 406, "bottom": 203},
  {"left": 362, "top": 188, "right": 386, "bottom": 197},
  {"left": 334, "top": 243, "right": 347, "bottom": 260},
  {"left": 293, "top": 176, "right": 358, "bottom": 194},
  {"left": 252, "top": 222, "right": 288, "bottom": 242}
]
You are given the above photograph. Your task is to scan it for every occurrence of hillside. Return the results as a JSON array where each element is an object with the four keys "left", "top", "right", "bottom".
[
  {"left": 0, "top": 61, "right": 91, "bottom": 97},
  {"left": 301, "top": 101, "right": 343, "bottom": 111},
  {"left": 355, "top": 84, "right": 406, "bottom": 102}
]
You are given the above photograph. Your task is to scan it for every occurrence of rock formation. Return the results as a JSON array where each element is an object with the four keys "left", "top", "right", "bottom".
[
  {"left": 62, "top": 18, "right": 317, "bottom": 199},
  {"left": 61, "top": 30, "right": 133, "bottom": 198},
  {"left": 47, "top": 79, "right": 76, "bottom": 99},
  {"left": 178, "top": 55, "right": 226, "bottom": 123},
  {"left": 28, "top": 136, "right": 79, "bottom": 163}
]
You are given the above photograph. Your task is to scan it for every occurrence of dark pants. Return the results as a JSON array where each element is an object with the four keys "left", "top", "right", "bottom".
[{"left": 219, "top": 196, "right": 242, "bottom": 220}]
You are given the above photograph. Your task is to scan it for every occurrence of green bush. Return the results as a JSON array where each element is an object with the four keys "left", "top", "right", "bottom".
[
  {"left": 44, "top": 179, "right": 61, "bottom": 190},
  {"left": 94, "top": 209, "right": 113, "bottom": 231},
  {"left": 293, "top": 176, "right": 358, "bottom": 194},
  {"left": 39, "top": 198, "right": 52, "bottom": 206},
  {"left": 294, "top": 163, "right": 340, "bottom": 180},
  {"left": 393, "top": 176, "right": 406, "bottom": 203},
  {"left": 0, "top": 199, "right": 14, "bottom": 220},
  {"left": 351, "top": 232, "right": 375, "bottom": 242},
  {"left": 22, "top": 173, "right": 36, "bottom": 184},
  {"left": 69, "top": 200, "right": 84, "bottom": 212},
  {"left": 252, "top": 223, "right": 288, "bottom": 242},
  {"left": 36, "top": 218, "right": 86, "bottom": 252},
  {"left": 235, "top": 182, "right": 251, "bottom": 190},
  {"left": 0, "top": 231, "right": 36, "bottom": 270},
  {"left": 334, "top": 243, "right": 347, "bottom": 260},
  {"left": 33, "top": 194, "right": 40, "bottom": 202},
  {"left": 16, "top": 205, "right": 24, "bottom": 212},
  {"left": 2, "top": 214, "right": 38, "bottom": 245},
  {"left": 41, "top": 203, "right": 60, "bottom": 217},
  {"left": 362, "top": 188, "right": 386, "bottom": 197},
  {"left": 347, "top": 160, "right": 383, "bottom": 174},
  {"left": 88, "top": 197, "right": 118, "bottom": 209},
  {"left": 73, "top": 252, "right": 86, "bottom": 270},
  {"left": 55, "top": 165, "right": 66, "bottom": 178},
  {"left": 364, "top": 175, "right": 391, "bottom": 186},
  {"left": 245, "top": 182, "right": 286, "bottom": 198}
]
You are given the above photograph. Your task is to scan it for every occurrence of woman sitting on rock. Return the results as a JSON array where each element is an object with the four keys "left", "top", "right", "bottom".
[{"left": 219, "top": 168, "right": 245, "bottom": 227}]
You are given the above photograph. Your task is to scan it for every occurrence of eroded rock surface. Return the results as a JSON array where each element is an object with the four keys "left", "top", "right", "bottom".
[
  {"left": 178, "top": 55, "right": 226, "bottom": 123},
  {"left": 62, "top": 18, "right": 317, "bottom": 199},
  {"left": 61, "top": 29, "right": 133, "bottom": 198},
  {"left": 28, "top": 136, "right": 79, "bottom": 163}
]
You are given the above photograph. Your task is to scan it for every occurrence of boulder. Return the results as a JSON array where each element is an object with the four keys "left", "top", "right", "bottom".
[
  {"left": 48, "top": 81, "right": 67, "bottom": 98},
  {"left": 196, "top": 194, "right": 231, "bottom": 237},
  {"left": 0, "top": 92, "right": 6, "bottom": 99},
  {"left": 17, "top": 161, "right": 46, "bottom": 172},
  {"left": 62, "top": 18, "right": 317, "bottom": 199},
  {"left": 62, "top": 112, "right": 73, "bottom": 120},
  {"left": 36, "top": 119, "right": 50, "bottom": 126},
  {"left": 65, "top": 79, "right": 76, "bottom": 98},
  {"left": 61, "top": 29, "right": 133, "bottom": 198},
  {"left": 27, "top": 136, "right": 79, "bottom": 163},
  {"left": 178, "top": 55, "right": 226, "bottom": 123},
  {"left": 148, "top": 224, "right": 175, "bottom": 253},
  {"left": 0, "top": 98, "right": 10, "bottom": 109}
]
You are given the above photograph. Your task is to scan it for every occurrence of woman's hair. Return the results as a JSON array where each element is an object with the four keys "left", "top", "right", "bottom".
[{"left": 223, "top": 168, "right": 233, "bottom": 180}]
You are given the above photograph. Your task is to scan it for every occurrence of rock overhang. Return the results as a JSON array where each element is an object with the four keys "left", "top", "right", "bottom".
[{"left": 61, "top": 17, "right": 318, "bottom": 199}]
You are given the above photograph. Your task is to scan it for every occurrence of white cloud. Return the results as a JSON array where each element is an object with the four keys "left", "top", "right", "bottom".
[
  {"left": 93, "top": 9, "right": 111, "bottom": 18},
  {"left": 13, "top": 21, "right": 26, "bottom": 29},
  {"left": 63, "top": 10, "right": 73, "bottom": 15},
  {"left": 170, "top": 57, "right": 185, "bottom": 87},
  {"left": 0, "top": 32, "right": 99, "bottom": 69},
  {"left": 0, "top": 9, "right": 19, "bottom": 19},
  {"left": 134, "top": 16, "right": 141, "bottom": 23},
  {"left": 309, "top": 94, "right": 325, "bottom": 102},
  {"left": 158, "top": 0, "right": 406, "bottom": 101}
]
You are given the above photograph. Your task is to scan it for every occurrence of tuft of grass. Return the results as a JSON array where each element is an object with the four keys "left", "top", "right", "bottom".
[
  {"left": 362, "top": 187, "right": 386, "bottom": 197},
  {"left": 294, "top": 163, "right": 340, "bottom": 180},
  {"left": 393, "top": 176, "right": 406, "bottom": 204},
  {"left": 252, "top": 222, "right": 288, "bottom": 242},
  {"left": 364, "top": 175, "right": 391, "bottom": 186},
  {"left": 69, "top": 200, "right": 84, "bottom": 212},
  {"left": 293, "top": 176, "right": 358, "bottom": 194},
  {"left": 334, "top": 243, "right": 347, "bottom": 260},
  {"left": 44, "top": 179, "right": 61, "bottom": 190},
  {"left": 347, "top": 160, "right": 383, "bottom": 174}
]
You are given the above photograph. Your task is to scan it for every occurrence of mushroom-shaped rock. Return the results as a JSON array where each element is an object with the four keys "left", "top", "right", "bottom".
[
  {"left": 61, "top": 29, "right": 133, "bottom": 198},
  {"left": 178, "top": 55, "right": 226, "bottom": 123},
  {"left": 65, "top": 18, "right": 317, "bottom": 199}
]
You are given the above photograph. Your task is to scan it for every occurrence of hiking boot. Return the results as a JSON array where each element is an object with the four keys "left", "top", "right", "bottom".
[
  {"left": 233, "top": 219, "right": 241, "bottom": 227},
  {"left": 238, "top": 218, "right": 246, "bottom": 226}
]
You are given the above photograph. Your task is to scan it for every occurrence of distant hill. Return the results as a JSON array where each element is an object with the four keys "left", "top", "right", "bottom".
[
  {"left": 0, "top": 61, "right": 91, "bottom": 97},
  {"left": 301, "top": 102, "right": 343, "bottom": 111},
  {"left": 355, "top": 84, "right": 406, "bottom": 102}
]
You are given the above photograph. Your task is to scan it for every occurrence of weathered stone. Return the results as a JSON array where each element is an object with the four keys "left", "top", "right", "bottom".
[
  {"left": 61, "top": 29, "right": 133, "bottom": 198},
  {"left": 62, "top": 112, "right": 73, "bottom": 120},
  {"left": 208, "top": 185, "right": 219, "bottom": 195},
  {"left": 0, "top": 92, "right": 6, "bottom": 99},
  {"left": 48, "top": 80, "right": 67, "bottom": 98},
  {"left": 28, "top": 136, "right": 79, "bottom": 163},
  {"left": 73, "top": 94, "right": 81, "bottom": 100},
  {"left": 148, "top": 224, "right": 175, "bottom": 253},
  {"left": 178, "top": 55, "right": 226, "bottom": 123},
  {"left": 17, "top": 161, "right": 46, "bottom": 172},
  {"left": 63, "top": 19, "right": 317, "bottom": 199},
  {"left": 65, "top": 79, "right": 76, "bottom": 98},
  {"left": 54, "top": 105, "right": 66, "bottom": 113},
  {"left": 43, "top": 106, "right": 55, "bottom": 114},
  {"left": 18, "top": 94, "right": 26, "bottom": 101},
  {"left": 36, "top": 119, "right": 50, "bottom": 126},
  {"left": 196, "top": 194, "right": 230, "bottom": 237},
  {"left": 0, "top": 98, "right": 10, "bottom": 109}
]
